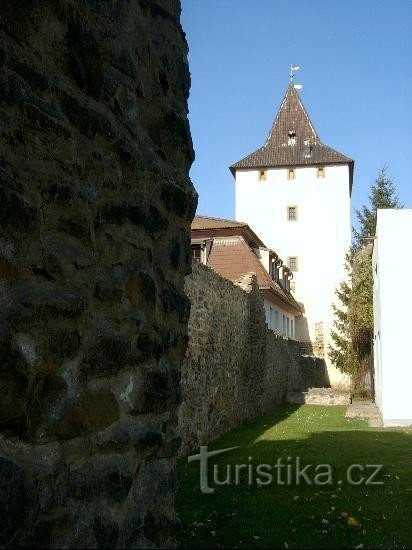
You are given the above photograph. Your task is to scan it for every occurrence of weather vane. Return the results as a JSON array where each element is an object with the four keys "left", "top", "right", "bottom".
[
  {"left": 289, "top": 65, "right": 303, "bottom": 90},
  {"left": 289, "top": 65, "right": 301, "bottom": 82}
]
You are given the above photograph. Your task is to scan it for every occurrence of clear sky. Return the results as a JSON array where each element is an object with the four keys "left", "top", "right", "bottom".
[{"left": 181, "top": 0, "right": 412, "bottom": 228}]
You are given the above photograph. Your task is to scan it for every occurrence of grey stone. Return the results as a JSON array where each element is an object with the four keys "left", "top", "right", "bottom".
[
  {"left": 0, "top": 0, "right": 195, "bottom": 545},
  {"left": 179, "top": 262, "right": 330, "bottom": 455}
]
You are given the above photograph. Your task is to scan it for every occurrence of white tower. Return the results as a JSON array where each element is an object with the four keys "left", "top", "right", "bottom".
[{"left": 230, "top": 81, "right": 353, "bottom": 388}]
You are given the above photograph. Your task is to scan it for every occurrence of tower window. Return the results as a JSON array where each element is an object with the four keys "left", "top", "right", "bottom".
[
  {"left": 287, "top": 168, "right": 296, "bottom": 180},
  {"left": 304, "top": 138, "right": 312, "bottom": 158},
  {"left": 287, "top": 256, "right": 298, "bottom": 272},
  {"left": 288, "top": 130, "right": 296, "bottom": 146},
  {"left": 258, "top": 170, "right": 267, "bottom": 181},
  {"left": 317, "top": 166, "right": 325, "bottom": 178},
  {"left": 287, "top": 206, "right": 297, "bottom": 221}
]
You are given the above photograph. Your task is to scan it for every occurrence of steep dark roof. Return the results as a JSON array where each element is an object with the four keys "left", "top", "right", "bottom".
[{"left": 230, "top": 84, "right": 354, "bottom": 192}]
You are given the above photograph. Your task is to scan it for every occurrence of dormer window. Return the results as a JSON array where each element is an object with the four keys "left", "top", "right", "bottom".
[
  {"left": 317, "top": 166, "right": 325, "bottom": 178},
  {"left": 191, "top": 239, "right": 211, "bottom": 264},
  {"left": 258, "top": 170, "right": 267, "bottom": 181},
  {"left": 191, "top": 244, "right": 202, "bottom": 262},
  {"left": 304, "top": 138, "right": 312, "bottom": 158},
  {"left": 288, "top": 130, "right": 296, "bottom": 146},
  {"left": 287, "top": 168, "right": 296, "bottom": 180}
]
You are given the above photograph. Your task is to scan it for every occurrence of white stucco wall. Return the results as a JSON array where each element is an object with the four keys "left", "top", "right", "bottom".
[
  {"left": 263, "top": 297, "right": 295, "bottom": 338},
  {"left": 373, "top": 209, "right": 412, "bottom": 426},
  {"left": 235, "top": 164, "right": 351, "bottom": 387}
]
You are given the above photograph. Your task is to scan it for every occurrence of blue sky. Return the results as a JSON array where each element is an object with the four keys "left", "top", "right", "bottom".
[{"left": 181, "top": 0, "right": 412, "bottom": 228}]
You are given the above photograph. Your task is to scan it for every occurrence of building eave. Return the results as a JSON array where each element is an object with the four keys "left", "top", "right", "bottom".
[{"left": 260, "top": 286, "right": 302, "bottom": 316}]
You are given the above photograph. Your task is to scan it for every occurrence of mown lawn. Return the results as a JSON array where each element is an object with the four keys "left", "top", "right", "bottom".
[{"left": 176, "top": 405, "right": 411, "bottom": 549}]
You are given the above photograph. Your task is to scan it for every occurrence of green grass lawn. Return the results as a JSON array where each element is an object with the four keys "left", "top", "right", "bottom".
[{"left": 177, "top": 405, "right": 411, "bottom": 549}]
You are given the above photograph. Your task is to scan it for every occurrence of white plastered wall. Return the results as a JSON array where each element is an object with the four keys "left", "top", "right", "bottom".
[
  {"left": 373, "top": 209, "right": 412, "bottom": 426},
  {"left": 235, "top": 165, "right": 351, "bottom": 387}
]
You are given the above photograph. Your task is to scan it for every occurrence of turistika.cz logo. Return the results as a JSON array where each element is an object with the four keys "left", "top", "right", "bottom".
[{"left": 188, "top": 446, "right": 384, "bottom": 494}]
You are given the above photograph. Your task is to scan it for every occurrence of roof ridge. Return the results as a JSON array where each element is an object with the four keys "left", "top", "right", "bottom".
[{"left": 195, "top": 214, "right": 247, "bottom": 225}]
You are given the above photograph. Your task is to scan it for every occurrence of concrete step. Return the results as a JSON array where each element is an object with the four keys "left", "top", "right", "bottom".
[
  {"left": 287, "top": 387, "right": 351, "bottom": 406},
  {"left": 346, "top": 401, "right": 383, "bottom": 427}
]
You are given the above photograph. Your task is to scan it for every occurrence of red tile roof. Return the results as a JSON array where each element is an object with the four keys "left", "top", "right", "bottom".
[
  {"left": 207, "top": 236, "right": 300, "bottom": 313},
  {"left": 192, "top": 215, "right": 266, "bottom": 249},
  {"left": 191, "top": 215, "right": 248, "bottom": 230}
]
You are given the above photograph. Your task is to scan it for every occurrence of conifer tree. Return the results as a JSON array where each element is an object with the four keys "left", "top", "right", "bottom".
[
  {"left": 329, "top": 167, "right": 403, "bottom": 391},
  {"left": 353, "top": 166, "right": 403, "bottom": 249}
]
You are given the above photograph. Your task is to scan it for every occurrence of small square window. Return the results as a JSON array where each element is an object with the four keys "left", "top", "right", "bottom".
[
  {"left": 258, "top": 170, "right": 267, "bottom": 181},
  {"left": 317, "top": 166, "right": 325, "bottom": 178},
  {"left": 287, "top": 206, "right": 297, "bottom": 221},
  {"left": 287, "top": 168, "right": 296, "bottom": 180},
  {"left": 287, "top": 256, "right": 298, "bottom": 272}
]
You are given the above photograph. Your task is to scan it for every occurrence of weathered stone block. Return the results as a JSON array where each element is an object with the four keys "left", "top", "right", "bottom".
[{"left": 0, "top": 0, "right": 195, "bottom": 545}]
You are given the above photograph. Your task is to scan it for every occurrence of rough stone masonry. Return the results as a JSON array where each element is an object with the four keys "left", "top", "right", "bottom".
[
  {"left": 179, "top": 262, "right": 329, "bottom": 456},
  {"left": 0, "top": 0, "right": 196, "bottom": 547}
]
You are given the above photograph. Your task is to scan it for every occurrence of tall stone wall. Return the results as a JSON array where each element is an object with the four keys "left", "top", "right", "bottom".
[
  {"left": 179, "top": 262, "right": 328, "bottom": 455},
  {"left": 0, "top": 1, "right": 196, "bottom": 547}
]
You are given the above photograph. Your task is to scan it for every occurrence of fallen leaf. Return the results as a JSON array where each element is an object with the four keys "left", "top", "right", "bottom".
[{"left": 348, "top": 517, "right": 361, "bottom": 528}]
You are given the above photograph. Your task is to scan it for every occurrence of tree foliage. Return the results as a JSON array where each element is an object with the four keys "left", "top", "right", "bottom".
[
  {"left": 353, "top": 166, "right": 403, "bottom": 250},
  {"left": 329, "top": 167, "right": 403, "bottom": 389}
]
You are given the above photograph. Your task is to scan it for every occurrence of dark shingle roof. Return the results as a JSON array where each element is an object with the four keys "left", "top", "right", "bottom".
[{"left": 230, "top": 84, "right": 354, "bottom": 191}]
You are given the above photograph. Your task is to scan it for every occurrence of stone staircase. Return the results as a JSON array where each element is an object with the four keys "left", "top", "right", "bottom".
[
  {"left": 345, "top": 400, "right": 383, "bottom": 427},
  {"left": 287, "top": 387, "right": 351, "bottom": 406}
]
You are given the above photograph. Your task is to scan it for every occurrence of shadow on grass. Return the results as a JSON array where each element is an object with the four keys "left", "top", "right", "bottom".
[{"left": 177, "top": 405, "right": 411, "bottom": 549}]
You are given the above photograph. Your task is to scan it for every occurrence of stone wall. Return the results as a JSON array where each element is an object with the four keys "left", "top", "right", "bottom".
[
  {"left": 0, "top": 1, "right": 196, "bottom": 547},
  {"left": 179, "top": 262, "right": 328, "bottom": 455}
]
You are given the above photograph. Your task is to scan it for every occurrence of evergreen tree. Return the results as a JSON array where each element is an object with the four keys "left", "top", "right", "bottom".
[
  {"left": 329, "top": 167, "right": 403, "bottom": 392},
  {"left": 353, "top": 166, "right": 403, "bottom": 249}
]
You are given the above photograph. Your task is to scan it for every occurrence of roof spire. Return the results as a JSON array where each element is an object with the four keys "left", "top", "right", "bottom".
[
  {"left": 289, "top": 65, "right": 301, "bottom": 82},
  {"left": 229, "top": 78, "right": 354, "bottom": 192}
]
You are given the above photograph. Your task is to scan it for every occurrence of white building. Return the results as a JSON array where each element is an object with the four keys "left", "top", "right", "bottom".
[
  {"left": 373, "top": 209, "right": 412, "bottom": 426},
  {"left": 230, "top": 83, "right": 353, "bottom": 387}
]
